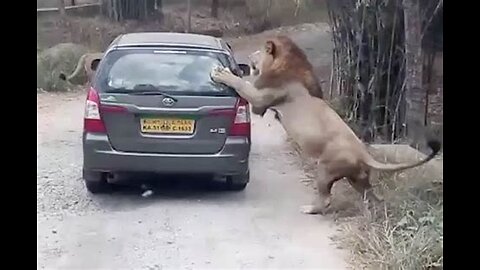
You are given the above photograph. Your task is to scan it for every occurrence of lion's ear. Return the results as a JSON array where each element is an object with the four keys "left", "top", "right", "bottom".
[
  {"left": 265, "top": 40, "right": 276, "bottom": 56},
  {"left": 90, "top": 58, "right": 101, "bottom": 71}
]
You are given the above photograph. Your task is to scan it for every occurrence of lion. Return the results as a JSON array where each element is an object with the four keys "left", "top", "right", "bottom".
[
  {"left": 210, "top": 36, "right": 441, "bottom": 215},
  {"left": 247, "top": 36, "right": 323, "bottom": 116},
  {"left": 59, "top": 52, "right": 103, "bottom": 85}
]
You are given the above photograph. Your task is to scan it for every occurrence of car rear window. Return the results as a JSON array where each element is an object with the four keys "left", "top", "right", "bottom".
[{"left": 95, "top": 49, "right": 237, "bottom": 96}]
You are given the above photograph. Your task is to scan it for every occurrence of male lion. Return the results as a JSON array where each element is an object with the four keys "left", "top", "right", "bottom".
[
  {"left": 211, "top": 36, "right": 441, "bottom": 215},
  {"left": 59, "top": 52, "right": 103, "bottom": 85},
  {"left": 248, "top": 36, "right": 323, "bottom": 116}
]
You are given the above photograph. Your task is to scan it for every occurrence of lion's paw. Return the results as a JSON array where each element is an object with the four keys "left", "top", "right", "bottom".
[{"left": 210, "top": 67, "right": 235, "bottom": 86}]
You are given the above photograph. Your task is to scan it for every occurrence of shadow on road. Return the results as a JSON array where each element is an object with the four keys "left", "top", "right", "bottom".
[{"left": 89, "top": 174, "right": 249, "bottom": 211}]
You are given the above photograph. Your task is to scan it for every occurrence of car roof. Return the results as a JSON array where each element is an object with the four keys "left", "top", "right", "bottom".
[{"left": 111, "top": 32, "right": 226, "bottom": 51}]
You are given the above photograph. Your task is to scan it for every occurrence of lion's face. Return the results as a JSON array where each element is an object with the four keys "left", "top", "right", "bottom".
[{"left": 248, "top": 40, "right": 276, "bottom": 76}]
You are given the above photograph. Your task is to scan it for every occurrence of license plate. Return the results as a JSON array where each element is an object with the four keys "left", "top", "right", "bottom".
[{"left": 140, "top": 118, "right": 195, "bottom": 134}]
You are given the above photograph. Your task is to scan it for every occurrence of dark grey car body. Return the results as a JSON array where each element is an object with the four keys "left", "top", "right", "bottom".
[{"left": 82, "top": 33, "right": 251, "bottom": 193}]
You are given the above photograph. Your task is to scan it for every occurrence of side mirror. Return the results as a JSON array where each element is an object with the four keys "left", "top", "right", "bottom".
[
  {"left": 90, "top": 58, "right": 101, "bottom": 71},
  {"left": 238, "top": 64, "right": 251, "bottom": 76}
]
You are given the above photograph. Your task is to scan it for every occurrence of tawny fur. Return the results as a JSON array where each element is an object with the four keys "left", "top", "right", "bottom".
[
  {"left": 211, "top": 36, "right": 440, "bottom": 215},
  {"left": 59, "top": 52, "right": 103, "bottom": 85}
]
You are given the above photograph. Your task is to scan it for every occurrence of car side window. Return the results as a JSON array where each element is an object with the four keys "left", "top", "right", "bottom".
[
  {"left": 227, "top": 55, "right": 243, "bottom": 77},
  {"left": 219, "top": 40, "right": 241, "bottom": 76}
]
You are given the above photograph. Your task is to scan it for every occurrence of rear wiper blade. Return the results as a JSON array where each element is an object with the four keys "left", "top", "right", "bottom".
[
  {"left": 130, "top": 84, "right": 177, "bottom": 100},
  {"left": 129, "top": 91, "right": 177, "bottom": 101},
  {"left": 107, "top": 84, "right": 177, "bottom": 100},
  {"left": 106, "top": 87, "right": 130, "bottom": 93}
]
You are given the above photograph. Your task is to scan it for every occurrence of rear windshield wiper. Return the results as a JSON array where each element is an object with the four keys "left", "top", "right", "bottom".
[{"left": 107, "top": 84, "right": 177, "bottom": 100}]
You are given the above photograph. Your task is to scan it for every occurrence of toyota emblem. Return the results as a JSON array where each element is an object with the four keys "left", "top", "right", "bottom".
[{"left": 162, "top": 97, "right": 175, "bottom": 107}]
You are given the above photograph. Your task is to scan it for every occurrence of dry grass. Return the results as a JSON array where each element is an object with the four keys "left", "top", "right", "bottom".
[
  {"left": 245, "top": 0, "right": 328, "bottom": 28},
  {"left": 330, "top": 147, "right": 443, "bottom": 270}
]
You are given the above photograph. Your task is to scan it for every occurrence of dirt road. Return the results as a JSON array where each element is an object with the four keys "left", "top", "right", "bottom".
[{"left": 37, "top": 24, "right": 346, "bottom": 269}]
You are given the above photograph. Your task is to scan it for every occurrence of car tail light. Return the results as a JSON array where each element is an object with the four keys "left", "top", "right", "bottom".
[
  {"left": 229, "top": 98, "right": 251, "bottom": 137},
  {"left": 84, "top": 87, "right": 107, "bottom": 133}
]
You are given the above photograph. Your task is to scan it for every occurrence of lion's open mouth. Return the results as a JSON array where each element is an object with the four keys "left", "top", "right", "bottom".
[
  {"left": 248, "top": 50, "right": 261, "bottom": 75},
  {"left": 249, "top": 61, "right": 259, "bottom": 76},
  {"left": 251, "top": 65, "right": 260, "bottom": 76}
]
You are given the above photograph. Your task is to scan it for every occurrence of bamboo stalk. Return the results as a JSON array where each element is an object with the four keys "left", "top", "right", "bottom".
[
  {"left": 384, "top": 6, "right": 398, "bottom": 140},
  {"left": 326, "top": 0, "right": 437, "bottom": 142}
]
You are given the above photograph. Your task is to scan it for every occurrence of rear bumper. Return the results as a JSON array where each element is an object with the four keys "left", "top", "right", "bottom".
[{"left": 83, "top": 133, "right": 250, "bottom": 175}]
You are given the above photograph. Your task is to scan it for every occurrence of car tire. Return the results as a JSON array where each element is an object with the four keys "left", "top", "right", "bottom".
[
  {"left": 226, "top": 171, "right": 249, "bottom": 191},
  {"left": 83, "top": 170, "right": 111, "bottom": 194}
]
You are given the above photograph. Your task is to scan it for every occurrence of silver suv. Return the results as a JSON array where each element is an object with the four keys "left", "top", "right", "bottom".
[{"left": 82, "top": 32, "right": 252, "bottom": 193}]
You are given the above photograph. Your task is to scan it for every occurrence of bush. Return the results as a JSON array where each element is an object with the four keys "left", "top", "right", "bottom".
[
  {"left": 333, "top": 148, "right": 443, "bottom": 269},
  {"left": 37, "top": 43, "right": 88, "bottom": 92}
]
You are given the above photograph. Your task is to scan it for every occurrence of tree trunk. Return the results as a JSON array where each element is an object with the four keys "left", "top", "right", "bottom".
[
  {"left": 112, "top": 0, "right": 118, "bottom": 21},
  {"left": 102, "top": 0, "right": 157, "bottom": 21},
  {"left": 402, "top": 0, "right": 425, "bottom": 143},
  {"left": 58, "top": 0, "right": 66, "bottom": 17},
  {"left": 156, "top": 0, "right": 163, "bottom": 20},
  {"left": 211, "top": 0, "right": 219, "bottom": 18},
  {"left": 186, "top": 0, "right": 192, "bottom": 33},
  {"left": 71, "top": 0, "right": 75, "bottom": 6}
]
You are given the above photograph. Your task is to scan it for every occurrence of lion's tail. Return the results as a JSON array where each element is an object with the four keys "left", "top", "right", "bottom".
[
  {"left": 59, "top": 54, "right": 87, "bottom": 82},
  {"left": 363, "top": 140, "right": 441, "bottom": 172}
]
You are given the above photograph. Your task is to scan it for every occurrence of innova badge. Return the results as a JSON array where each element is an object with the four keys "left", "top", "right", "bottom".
[{"left": 162, "top": 97, "right": 175, "bottom": 107}]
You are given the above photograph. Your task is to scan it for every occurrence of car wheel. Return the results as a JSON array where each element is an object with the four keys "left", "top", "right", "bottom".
[
  {"left": 83, "top": 170, "right": 111, "bottom": 194},
  {"left": 226, "top": 171, "right": 249, "bottom": 191}
]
